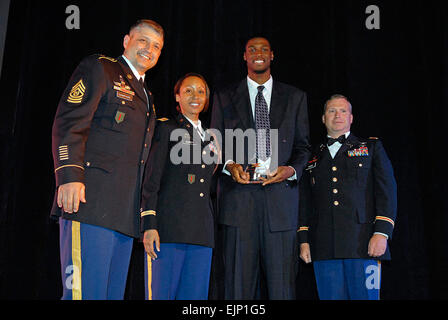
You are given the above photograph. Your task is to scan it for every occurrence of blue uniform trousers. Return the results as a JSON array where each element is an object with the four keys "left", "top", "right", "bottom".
[
  {"left": 144, "top": 243, "right": 213, "bottom": 300},
  {"left": 313, "top": 259, "right": 381, "bottom": 300},
  {"left": 59, "top": 218, "right": 134, "bottom": 300}
]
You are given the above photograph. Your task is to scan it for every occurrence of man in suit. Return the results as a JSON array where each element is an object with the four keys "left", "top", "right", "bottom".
[
  {"left": 298, "top": 94, "right": 397, "bottom": 300},
  {"left": 210, "top": 37, "right": 310, "bottom": 299},
  {"left": 51, "top": 19, "right": 164, "bottom": 299}
]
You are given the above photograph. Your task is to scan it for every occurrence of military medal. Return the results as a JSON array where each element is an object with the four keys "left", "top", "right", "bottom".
[
  {"left": 306, "top": 156, "right": 318, "bottom": 171},
  {"left": 348, "top": 146, "right": 369, "bottom": 157},
  {"left": 114, "top": 75, "right": 135, "bottom": 102}
]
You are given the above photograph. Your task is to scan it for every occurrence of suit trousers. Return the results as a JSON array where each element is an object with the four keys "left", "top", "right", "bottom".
[
  {"left": 221, "top": 185, "right": 298, "bottom": 299},
  {"left": 59, "top": 218, "right": 133, "bottom": 300}
]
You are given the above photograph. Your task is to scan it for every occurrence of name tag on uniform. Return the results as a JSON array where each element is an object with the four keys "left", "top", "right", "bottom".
[{"left": 116, "top": 91, "right": 134, "bottom": 101}]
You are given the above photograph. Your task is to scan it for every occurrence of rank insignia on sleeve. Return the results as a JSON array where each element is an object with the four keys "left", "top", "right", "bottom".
[
  {"left": 348, "top": 146, "right": 369, "bottom": 157},
  {"left": 115, "top": 111, "right": 126, "bottom": 124},
  {"left": 67, "top": 79, "right": 86, "bottom": 104},
  {"left": 188, "top": 174, "right": 196, "bottom": 184}
]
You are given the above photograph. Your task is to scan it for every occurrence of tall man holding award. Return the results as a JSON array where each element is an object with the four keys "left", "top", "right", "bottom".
[{"left": 210, "top": 37, "right": 311, "bottom": 299}]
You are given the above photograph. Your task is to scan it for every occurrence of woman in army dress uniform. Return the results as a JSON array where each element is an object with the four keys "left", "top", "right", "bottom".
[{"left": 140, "top": 73, "right": 218, "bottom": 300}]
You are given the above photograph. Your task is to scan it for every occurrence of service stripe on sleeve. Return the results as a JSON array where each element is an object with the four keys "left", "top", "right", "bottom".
[
  {"left": 375, "top": 216, "right": 395, "bottom": 227},
  {"left": 141, "top": 210, "right": 156, "bottom": 218}
]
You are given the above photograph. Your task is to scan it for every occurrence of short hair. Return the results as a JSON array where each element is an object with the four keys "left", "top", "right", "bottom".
[
  {"left": 323, "top": 94, "right": 353, "bottom": 114},
  {"left": 244, "top": 36, "right": 272, "bottom": 51},
  {"left": 129, "top": 19, "right": 164, "bottom": 39},
  {"left": 174, "top": 73, "right": 210, "bottom": 113}
]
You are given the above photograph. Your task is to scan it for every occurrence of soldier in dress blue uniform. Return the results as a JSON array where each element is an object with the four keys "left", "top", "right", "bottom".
[
  {"left": 141, "top": 73, "right": 219, "bottom": 300},
  {"left": 51, "top": 19, "right": 164, "bottom": 300},
  {"left": 298, "top": 94, "right": 397, "bottom": 300}
]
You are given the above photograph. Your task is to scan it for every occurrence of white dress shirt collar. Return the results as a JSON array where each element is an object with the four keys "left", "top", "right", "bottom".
[
  {"left": 327, "top": 131, "right": 350, "bottom": 158},
  {"left": 121, "top": 55, "right": 146, "bottom": 82},
  {"left": 184, "top": 116, "right": 205, "bottom": 141}
]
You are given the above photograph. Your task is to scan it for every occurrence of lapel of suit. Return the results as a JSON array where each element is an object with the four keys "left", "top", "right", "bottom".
[
  {"left": 117, "top": 56, "right": 148, "bottom": 108},
  {"left": 269, "top": 81, "right": 288, "bottom": 129},
  {"left": 231, "top": 80, "right": 254, "bottom": 129}
]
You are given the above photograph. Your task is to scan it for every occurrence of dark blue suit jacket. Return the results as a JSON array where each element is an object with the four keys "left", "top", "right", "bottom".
[{"left": 210, "top": 79, "right": 310, "bottom": 232}]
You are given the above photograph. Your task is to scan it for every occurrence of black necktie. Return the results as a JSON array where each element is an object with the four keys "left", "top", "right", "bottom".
[
  {"left": 255, "top": 85, "right": 271, "bottom": 161},
  {"left": 139, "top": 78, "right": 149, "bottom": 107},
  {"left": 139, "top": 78, "right": 145, "bottom": 90},
  {"left": 327, "top": 135, "right": 346, "bottom": 146}
]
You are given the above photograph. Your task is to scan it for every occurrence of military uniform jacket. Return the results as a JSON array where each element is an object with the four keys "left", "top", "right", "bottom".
[
  {"left": 298, "top": 134, "right": 397, "bottom": 260},
  {"left": 140, "top": 114, "right": 217, "bottom": 248},
  {"left": 51, "top": 54, "right": 156, "bottom": 238}
]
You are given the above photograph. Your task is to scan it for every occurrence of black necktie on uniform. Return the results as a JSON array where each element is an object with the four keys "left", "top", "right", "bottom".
[
  {"left": 255, "top": 85, "right": 271, "bottom": 161},
  {"left": 327, "top": 135, "right": 346, "bottom": 146},
  {"left": 139, "top": 78, "right": 146, "bottom": 91},
  {"left": 139, "top": 77, "right": 149, "bottom": 108}
]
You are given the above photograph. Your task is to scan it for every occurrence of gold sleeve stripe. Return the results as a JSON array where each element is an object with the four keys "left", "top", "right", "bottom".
[
  {"left": 297, "top": 227, "right": 309, "bottom": 232},
  {"left": 375, "top": 216, "right": 395, "bottom": 227},
  {"left": 71, "top": 221, "right": 82, "bottom": 300},
  {"left": 67, "top": 79, "right": 86, "bottom": 104},
  {"left": 141, "top": 210, "right": 156, "bottom": 218},
  {"left": 54, "top": 164, "right": 85, "bottom": 172}
]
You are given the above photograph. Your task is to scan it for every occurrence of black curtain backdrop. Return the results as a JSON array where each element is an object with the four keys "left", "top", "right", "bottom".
[{"left": 0, "top": 0, "right": 447, "bottom": 301}]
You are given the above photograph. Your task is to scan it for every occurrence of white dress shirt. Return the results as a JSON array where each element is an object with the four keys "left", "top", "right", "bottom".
[
  {"left": 121, "top": 55, "right": 145, "bottom": 82},
  {"left": 327, "top": 131, "right": 351, "bottom": 158},
  {"left": 184, "top": 117, "right": 205, "bottom": 142}
]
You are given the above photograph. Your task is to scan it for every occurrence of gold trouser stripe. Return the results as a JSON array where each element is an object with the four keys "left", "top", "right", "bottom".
[
  {"left": 146, "top": 253, "right": 152, "bottom": 300},
  {"left": 72, "top": 221, "right": 82, "bottom": 300}
]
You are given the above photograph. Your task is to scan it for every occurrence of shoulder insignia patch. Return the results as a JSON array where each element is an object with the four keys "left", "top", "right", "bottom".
[
  {"left": 157, "top": 117, "right": 169, "bottom": 122},
  {"left": 98, "top": 56, "right": 117, "bottom": 62},
  {"left": 67, "top": 79, "right": 86, "bottom": 104}
]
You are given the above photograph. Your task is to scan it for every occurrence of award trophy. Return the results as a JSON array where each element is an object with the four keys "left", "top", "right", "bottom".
[{"left": 244, "top": 163, "right": 270, "bottom": 184}]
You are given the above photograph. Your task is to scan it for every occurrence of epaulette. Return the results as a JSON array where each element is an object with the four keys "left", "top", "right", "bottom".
[
  {"left": 369, "top": 137, "right": 379, "bottom": 140},
  {"left": 97, "top": 55, "right": 117, "bottom": 63},
  {"left": 157, "top": 117, "right": 169, "bottom": 122}
]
